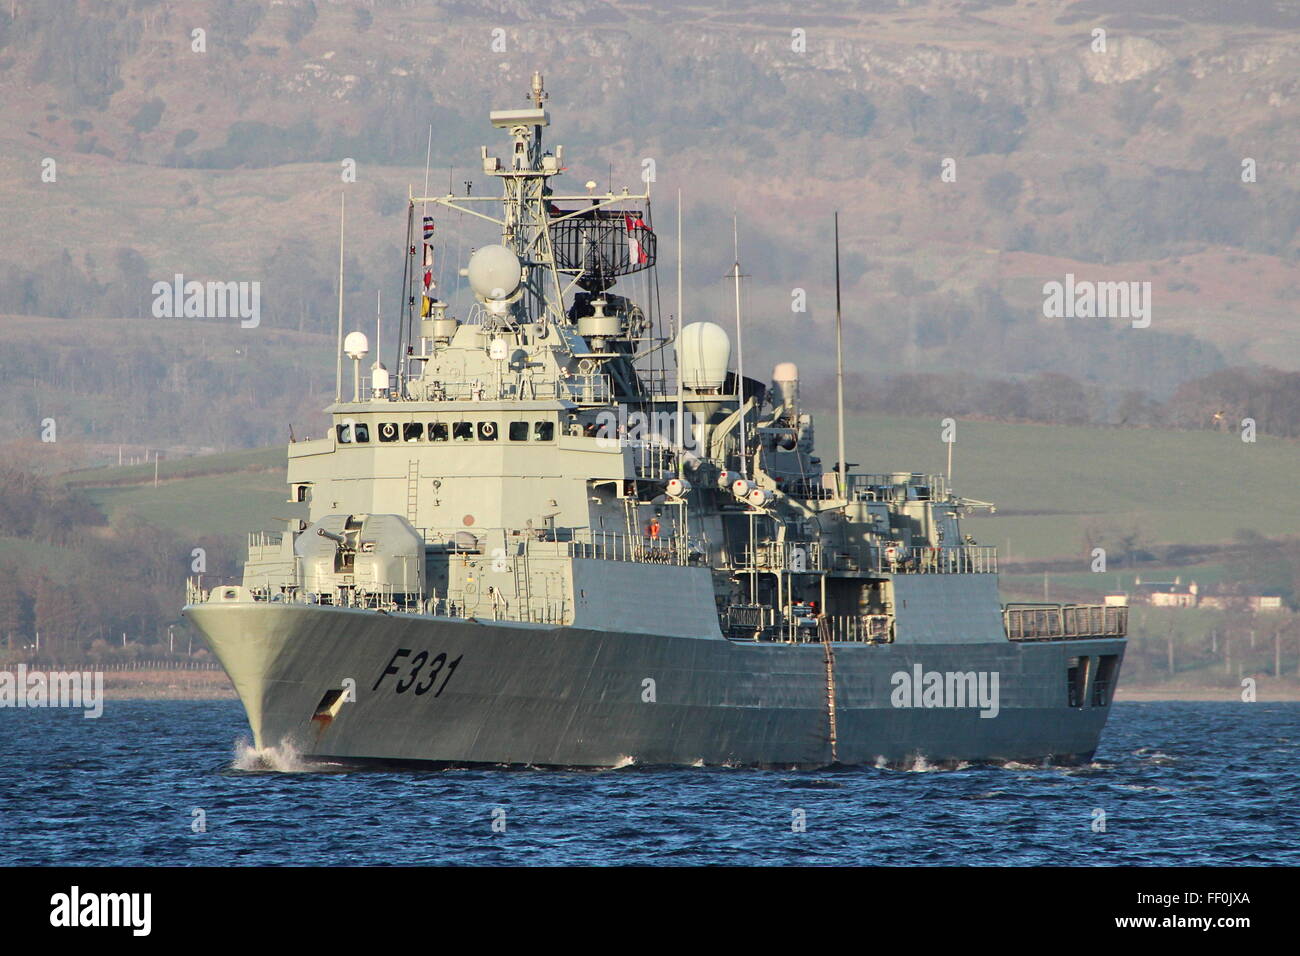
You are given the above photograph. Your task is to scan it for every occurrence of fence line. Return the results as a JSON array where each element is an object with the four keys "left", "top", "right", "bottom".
[{"left": 1, "top": 660, "right": 222, "bottom": 672}]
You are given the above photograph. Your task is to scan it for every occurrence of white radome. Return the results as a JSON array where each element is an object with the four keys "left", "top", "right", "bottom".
[
  {"left": 773, "top": 362, "right": 798, "bottom": 383},
  {"left": 343, "top": 331, "right": 369, "bottom": 360},
  {"left": 677, "top": 321, "right": 731, "bottom": 391},
  {"left": 467, "top": 244, "right": 522, "bottom": 301}
]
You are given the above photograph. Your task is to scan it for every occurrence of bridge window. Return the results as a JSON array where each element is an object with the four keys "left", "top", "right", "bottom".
[
  {"left": 509, "top": 421, "right": 530, "bottom": 441},
  {"left": 534, "top": 421, "right": 555, "bottom": 441},
  {"left": 478, "top": 421, "right": 499, "bottom": 441},
  {"left": 452, "top": 421, "right": 473, "bottom": 441},
  {"left": 377, "top": 422, "right": 400, "bottom": 442},
  {"left": 336, "top": 422, "right": 369, "bottom": 443},
  {"left": 429, "top": 422, "right": 448, "bottom": 442},
  {"left": 403, "top": 423, "right": 423, "bottom": 442}
]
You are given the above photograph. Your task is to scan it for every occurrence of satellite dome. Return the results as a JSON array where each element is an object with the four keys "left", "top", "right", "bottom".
[
  {"left": 467, "top": 244, "right": 522, "bottom": 301},
  {"left": 773, "top": 362, "right": 798, "bottom": 383},
  {"left": 771, "top": 361, "right": 800, "bottom": 411},
  {"left": 343, "top": 331, "right": 369, "bottom": 360},
  {"left": 677, "top": 321, "right": 731, "bottom": 391}
]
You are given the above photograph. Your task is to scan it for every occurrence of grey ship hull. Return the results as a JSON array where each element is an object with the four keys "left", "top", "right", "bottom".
[{"left": 185, "top": 602, "right": 1124, "bottom": 768}]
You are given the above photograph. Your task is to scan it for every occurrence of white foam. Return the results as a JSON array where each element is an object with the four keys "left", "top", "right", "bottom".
[{"left": 231, "top": 736, "right": 309, "bottom": 773}]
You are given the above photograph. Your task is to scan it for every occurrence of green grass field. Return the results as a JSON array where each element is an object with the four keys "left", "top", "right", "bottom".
[
  {"left": 834, "top": 415, "right": 1300, "bottom": 562},
  {"left": 52, "top": 413, "right": 1300, "bottom": 564},
  {"left": 64, "top": 446, "right": 301, "bottom": 540}
]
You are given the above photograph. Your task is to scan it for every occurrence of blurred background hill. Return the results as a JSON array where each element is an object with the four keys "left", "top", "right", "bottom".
[{"left": 0, "top": 0, "right": 1297, "bottom": 456}]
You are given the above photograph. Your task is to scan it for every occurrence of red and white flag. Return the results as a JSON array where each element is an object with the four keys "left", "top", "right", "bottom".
[{"left": 625, "top": 213, "right": 649, "bottom": 265}]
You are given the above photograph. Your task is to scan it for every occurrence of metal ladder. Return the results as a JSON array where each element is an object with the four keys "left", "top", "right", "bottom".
[
  {"left": 405, "top": 459, "right": 419, "bottom": 524},
  {"left": 512, "top": 548, "right": 533, "bottom": 622},
  {"left": 819, "top": 616, "right": 840, "bottom": 764}
]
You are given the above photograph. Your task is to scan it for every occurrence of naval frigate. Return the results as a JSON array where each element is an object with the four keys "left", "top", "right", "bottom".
[{"left": 183, "top": 74, "right": 1127, "bottom": 768}]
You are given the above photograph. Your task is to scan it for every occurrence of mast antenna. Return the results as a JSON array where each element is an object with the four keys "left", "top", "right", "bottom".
[
  {"left": 676, "top": 189, "right": 685, "bottom": 479},
  {"left": 834, "top": 212, "right": 847, "bottom": 501},
  {"left": 334, "top": 192, "right": 345, "bottom": 403},
  {"left": 731, "top": 213, "right": 747, "bottom": 479}
]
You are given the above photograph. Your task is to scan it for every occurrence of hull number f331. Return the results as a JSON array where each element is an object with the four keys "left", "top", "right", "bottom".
[{"left": 373, "top": 648, "right": 463, "bottom": 697}]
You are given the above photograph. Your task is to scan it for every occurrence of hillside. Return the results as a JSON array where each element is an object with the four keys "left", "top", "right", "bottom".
[{"left": 1, "top": 0, "right": 1297, "bottom": 463}]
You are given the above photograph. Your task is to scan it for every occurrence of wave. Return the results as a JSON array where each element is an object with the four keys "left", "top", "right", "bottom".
[{"left": 230, "top": 736, "right": 310, "bottom": 773}]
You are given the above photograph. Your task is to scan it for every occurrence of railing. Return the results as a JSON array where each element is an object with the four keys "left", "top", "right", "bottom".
[
  {"left": 731, "top": 542, "right": 995, "bottom": 575},
  {"left": 846, "top": 472, "right": 949, "bottom": 502},
  {"left": 782, "top": 472, "right": 950, "bottom": 502},
  {"left": 557, "top": 373, "right": 612, "bottom": 405},
  {"left": 399, "top": 373, "right": 612, "bottom": 405},
  {"left": 1004, "top": 603, "right": 1128, "bottom": 641},
  {"left": 428, "top": 596, "right": 570, "bottom": 625},
  {"left": 3, "top": 660, "right": 223, "bottom": 671},
  {"left": 828, "top": 544, "right": 997, "bottom": 575},
  {"left": 871, "top": 544, "right": 996, "bottom": 574},
  {"left": 248, "top": 531, "right": 283, "bottom": 549},
  {"left": 722, "top": 605, "right": 894, "bottom": 644},
  {"left": 422, "top": 527, "right": 694, "bottom": 567},
  {"left": 734, "top": 540, "right": 825, "bottom": 573},
  {"left": 186, "top": 578, "right": 570, "bottom": 625},
  {"left": 631, "top": 440, "right": 678, "bottom": 480},
  {"left": 525, "top": 529, "right": 690, "bottom": 566}
]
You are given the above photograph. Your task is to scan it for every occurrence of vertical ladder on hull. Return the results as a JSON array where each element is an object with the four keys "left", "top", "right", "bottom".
[
  {"left": 406, "top": 459, "right": 419, "bottom": 525},
  {"left": 513, "top": 548, "right": 532, "bottom": 621},
  {"left": 819, "top": 616, "right": 840, "bottom": 764}
]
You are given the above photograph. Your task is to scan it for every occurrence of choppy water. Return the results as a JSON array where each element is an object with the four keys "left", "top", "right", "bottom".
[{"left": 0, "top": 701, "right": 1295, "bottom": 865}]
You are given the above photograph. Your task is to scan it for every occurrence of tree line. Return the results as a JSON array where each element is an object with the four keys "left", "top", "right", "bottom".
[
  {"left": 0, "top": 468, "right": 238, "bottom": 659},
  {"left": 821, "top": 365, "right": 1300, "bottom": 438}
]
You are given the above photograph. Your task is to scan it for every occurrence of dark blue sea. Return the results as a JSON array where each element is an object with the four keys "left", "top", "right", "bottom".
[{"left": 1, "top": 701, "right": 1295, "bottom": 866}]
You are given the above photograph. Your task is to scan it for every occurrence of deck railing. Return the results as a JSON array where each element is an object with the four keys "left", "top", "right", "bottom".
[
  {"left": 1004, "top": 603, "right": 1128, "bottom": 641},
  {"left": 734, "top": 543, "right": 996, "bottom": 575},
  {"left": 523, "top": 529, "right": 690, "bottom": 566},
  {"left": 722, "top": 605, "right": 894, "bottom": 644},
  {"left": 186, "top": 578, "right": 570, "bottom": 625},
  {"left": 368, "top": 372, "right": 612, "bottom": 405},
  {"left": 782, "top": 472, "right": 950, "bottom": 502}
]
